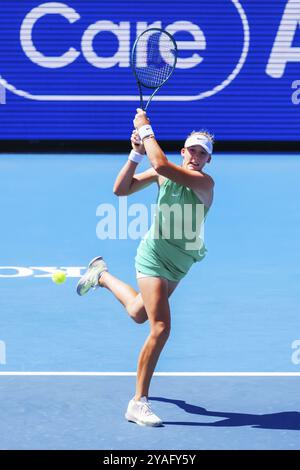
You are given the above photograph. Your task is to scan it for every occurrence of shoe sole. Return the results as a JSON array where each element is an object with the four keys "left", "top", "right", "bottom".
[
  {"left": 76, "top": 256, "right": 106, "bottom": 296},
  {"left": 76, "top": 276, "right": 91, "bottom": 296},
  {"left": 125, "top": 413, "right": 163, "bottom": 427}
]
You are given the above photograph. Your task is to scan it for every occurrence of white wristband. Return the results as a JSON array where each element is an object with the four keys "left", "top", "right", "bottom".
[
  {"left": 128, "top": 149, "right": 144, "bottom": 164},
  {"left": 138, "top": 124, "right": 155, "bottom": 141}
]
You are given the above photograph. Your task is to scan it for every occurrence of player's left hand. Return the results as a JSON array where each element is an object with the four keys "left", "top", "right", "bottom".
[
  {"left": 133, "top": 108, "right": 150, "bottom": 130},
  {"left": 131, "top": 130, "right": 145, "bottom": 154}
]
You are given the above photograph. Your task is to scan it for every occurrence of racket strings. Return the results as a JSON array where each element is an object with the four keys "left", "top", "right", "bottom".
[{"left": 133, "top": 31, "right": 176, "bottom": 88}]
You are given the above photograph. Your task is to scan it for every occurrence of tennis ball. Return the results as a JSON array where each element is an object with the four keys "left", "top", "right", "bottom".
[{"left": 52, "top": 270, "right": 66, "bottom": 285}]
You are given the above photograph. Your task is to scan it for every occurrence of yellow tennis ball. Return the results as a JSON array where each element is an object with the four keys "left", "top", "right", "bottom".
[{"left": 52, "top": 270, "right": 66, "bottom": 285}]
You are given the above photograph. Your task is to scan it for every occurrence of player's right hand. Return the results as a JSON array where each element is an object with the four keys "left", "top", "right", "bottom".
[{"left": 131, "top": 129, "right": 145, "bottom": 155}]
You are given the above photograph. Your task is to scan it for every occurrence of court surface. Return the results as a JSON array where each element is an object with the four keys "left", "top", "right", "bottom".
[{"left": 0, "top": 153, "right": 299, "bottom": 449}]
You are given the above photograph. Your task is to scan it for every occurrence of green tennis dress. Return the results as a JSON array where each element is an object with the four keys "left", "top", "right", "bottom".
[{"left": 135, "top": 178, "right": 210, "bottom": 282}]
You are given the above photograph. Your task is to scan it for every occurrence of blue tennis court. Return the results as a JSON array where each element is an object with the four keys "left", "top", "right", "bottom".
[{"left": 0, "top": 153, "right": 300, "bottom": 449}]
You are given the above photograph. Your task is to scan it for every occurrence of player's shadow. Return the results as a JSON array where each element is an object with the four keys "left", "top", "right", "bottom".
[{"left": 150, "top": 397, "right": 300, "bottom": 430}]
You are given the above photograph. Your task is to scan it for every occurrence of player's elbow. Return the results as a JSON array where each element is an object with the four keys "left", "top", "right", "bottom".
[
  {"left": 153, "top": 162, "right": 168, "bottom": 175},
  {"left": 113, "top": 186, "right": 128, "bottom": 196},
  {"left": 113, "top": 184, "right": 121, "bottom": 195},
  {"left": 151, "top": 157, "right": 168, "bottom": 173}
]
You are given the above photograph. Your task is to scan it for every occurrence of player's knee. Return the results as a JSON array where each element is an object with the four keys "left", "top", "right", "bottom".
[
  {"left": 132, "top": 315, "right": 147, "bottom": 324},
  {"left": 151, "top": 321, "right": 171, "bottom": 341},
  {"left": 131, "top": 310, "right": 148, "bottom": 324}
]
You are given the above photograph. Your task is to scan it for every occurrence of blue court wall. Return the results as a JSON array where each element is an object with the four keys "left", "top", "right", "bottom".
[{"left": 0, "top": 0, "right": 299, "bottom": 141}]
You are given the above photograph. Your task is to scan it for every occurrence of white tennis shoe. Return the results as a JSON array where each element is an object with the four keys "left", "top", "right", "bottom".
[
  {"left": 76, "top": 256, "right": 108, "bottom": 296},
  {"left": 125, "top": 397, "right": 163, "bottom": 427}
]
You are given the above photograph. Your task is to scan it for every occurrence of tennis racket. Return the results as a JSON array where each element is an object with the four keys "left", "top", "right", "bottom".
[{"left": 131, "top": 28, "right": 177, "bottom": 111}]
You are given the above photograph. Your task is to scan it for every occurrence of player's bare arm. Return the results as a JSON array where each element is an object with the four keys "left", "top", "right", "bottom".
[
  {"left": 133, "top": 109, "right": 214, "bottom": 204},
  {"left": 113, "top": 129, "right": 158, "bottom": 196}
]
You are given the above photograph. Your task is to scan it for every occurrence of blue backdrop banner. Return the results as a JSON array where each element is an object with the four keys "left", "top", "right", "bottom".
[{"left": 0, "top": 0, "right": 299, "bottom": 141}]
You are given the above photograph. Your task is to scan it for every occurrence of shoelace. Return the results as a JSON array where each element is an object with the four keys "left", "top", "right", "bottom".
[
  {"left": 141, "top": 401, "right": 154, "bottom": 417},
  {"left": 85, "top": 268, "right": 99, "bottom": 287}
]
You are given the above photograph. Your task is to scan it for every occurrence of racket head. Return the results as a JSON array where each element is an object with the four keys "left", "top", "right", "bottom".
[{"left": 131, "top": 28, "right": 177, "bottom": 90}]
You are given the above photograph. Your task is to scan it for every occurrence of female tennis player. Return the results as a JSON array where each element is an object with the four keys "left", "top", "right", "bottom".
[{"left": 76, "top": 108, "right": 214, "bottom": 427}]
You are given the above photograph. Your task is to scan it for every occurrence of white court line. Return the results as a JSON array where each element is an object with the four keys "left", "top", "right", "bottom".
[{"left": 0, "top": 372, "right": 300, "bottom": 377}]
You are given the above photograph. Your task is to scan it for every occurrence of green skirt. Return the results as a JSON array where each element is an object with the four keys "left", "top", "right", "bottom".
[{"left": 135, "top": 231, "right": 207, "bottom": 282}]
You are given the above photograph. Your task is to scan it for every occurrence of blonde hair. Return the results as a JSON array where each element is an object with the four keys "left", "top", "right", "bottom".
[{"left": 186, "top": 130, "right": 215, "bottom": 144}]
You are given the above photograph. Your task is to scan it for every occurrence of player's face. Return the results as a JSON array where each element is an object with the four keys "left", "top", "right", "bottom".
[{"left": 181, "top": 145, "right": 211, "bottom": 171}]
